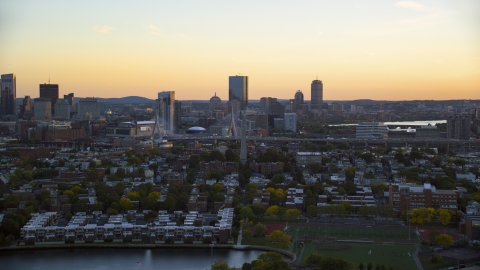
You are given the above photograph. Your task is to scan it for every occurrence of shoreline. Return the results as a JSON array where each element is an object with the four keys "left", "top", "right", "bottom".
[{"left": 0, "top": 243, "right": 296, "bottom": 262}]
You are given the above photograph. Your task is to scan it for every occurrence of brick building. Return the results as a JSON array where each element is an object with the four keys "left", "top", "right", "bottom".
[
  {"left": 199, "top": 161, "right": 239, "bottom": 174},
  {"left": 389, "top": 183, "right": 458, "bottom": 212},
  {"left": 249, "top": 162, "right": 283, "bottom": 176}
]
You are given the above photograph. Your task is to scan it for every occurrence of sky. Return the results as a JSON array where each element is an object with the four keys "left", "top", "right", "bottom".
[{"left": 1, "top": 0, "right": 479, "bottom": 101}]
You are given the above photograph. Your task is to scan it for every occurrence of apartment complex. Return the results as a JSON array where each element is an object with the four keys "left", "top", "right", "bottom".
[{"left": 21, "top": 209, "right": 234, "bottom": 245}]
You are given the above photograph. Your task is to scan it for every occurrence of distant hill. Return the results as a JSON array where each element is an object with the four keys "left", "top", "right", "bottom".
[{"left": 86, "top": 96, "right": 155, "bottom": 104}]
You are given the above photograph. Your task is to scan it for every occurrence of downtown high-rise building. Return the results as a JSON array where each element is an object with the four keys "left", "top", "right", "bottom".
[
  {"left": 229, "top": 76, "right": 248, "bottom": 111},
  {"left": 40, "top": 83, "right": 59, "bottom": 116},
  {"left": 310, "top": 79, "right": 323, "bottom": 110},
  {"left": 1, "top": 73, "right": 16, "bottom": 116},
  {"left": 157, "top": 91, "right": 175, "bottom": 132}
]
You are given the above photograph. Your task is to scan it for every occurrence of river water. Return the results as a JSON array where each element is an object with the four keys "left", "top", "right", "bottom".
[{"left": 0, "top": 248, "right": 265, "bottom": 270}]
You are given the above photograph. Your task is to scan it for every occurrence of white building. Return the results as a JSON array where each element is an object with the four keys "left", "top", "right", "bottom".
[{"left": 356, "top": 122, "right": 388, "bottom": 139}]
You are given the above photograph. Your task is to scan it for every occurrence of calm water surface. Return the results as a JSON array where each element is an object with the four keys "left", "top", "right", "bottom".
[{"left": 0, "top": 248, "right": 265, "bottom": 270}]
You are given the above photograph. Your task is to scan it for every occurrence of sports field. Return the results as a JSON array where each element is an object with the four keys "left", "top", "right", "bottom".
[
  {"left": 301, "top": 241, "right": 418, "bottom": 270},
  {"left": 285, "top": 224, "right": 419, "bottom": 242}
]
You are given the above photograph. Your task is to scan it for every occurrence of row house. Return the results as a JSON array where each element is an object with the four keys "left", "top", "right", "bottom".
[
  {"left": 21, "top": 210, "right": 234, "bottom": 245},
  {"left": 285, "top": 188, "right": 303, "bottom": 211}
]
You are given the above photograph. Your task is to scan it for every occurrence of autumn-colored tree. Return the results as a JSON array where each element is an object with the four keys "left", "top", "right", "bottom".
[
  {"left": 410, "top": 208, "right": 435, "bottom": 225},
  {"left": 435, "top": 234, "right": 454, "bottom": 246},
  {"left": 127, "top": 191, "right": 140, "bottom": 201},
  {"left": 268, "top": 230, "right": 291, "bottom": 248},
  {"left": 437, "top": 209, "right": 452, "bottom": 226},
  {"left": 119, "top": 198, "right": 133, "bottom": 211},
  {"left": 285, "top": 208, "right": 301, "bottom": 219},
  {"left": 266, "top": 205, "right": 279, "bottom": 217},
  {"left": 147, "top": 191, "right": 161, "bottom": 201}
]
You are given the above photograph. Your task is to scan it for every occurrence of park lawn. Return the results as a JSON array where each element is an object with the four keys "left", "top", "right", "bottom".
[
  {"left": 285, "top": 225, "right": 419, "bottom": 242},
  {"left": 419, "top": 255, "right": 456, "bottom": 270},
  {"left": 241, "top": 237, "right": 290, "bottom": 250},
  {"left": 301, "top": 242, "right": 418, "bottom": 270}
]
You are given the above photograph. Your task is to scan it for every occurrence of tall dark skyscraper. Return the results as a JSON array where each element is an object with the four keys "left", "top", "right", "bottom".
[
  {"left": 229, "top": 76, "right": 248, "bottom": 111},
  {"left": 0, "top": 73, "right": 17, "bottom": 116},
  {"left": 40, "top": 83, "right": 59, "bottom": 116},
  {"left": 310, "top": 79, "right": 323, "bottom": 110},
  {"left": 64, "top": 93, "right": 74, "bottom": 106}
]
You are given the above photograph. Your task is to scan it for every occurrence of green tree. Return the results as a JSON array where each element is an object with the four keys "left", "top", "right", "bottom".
[
  {"left": 248, "top": 204, "right": 266, "bottom": 218},
  {"left": 254, "top": 223, "right": 267, "bottom": 237},
  {"left": 271, "top": 174, "right": 286, "bottom": 184},
  {"left": 319, "top": 257, "right": 350, "bottom": 270},
  {"left": 305, "top": 253, "right": 323, "bottom": 266},
  {"left": 238, "top": 206, "right": 255, "bottom": 221},
  {"left": 211, "top": 258, "right": 235, "bottom": 270}
]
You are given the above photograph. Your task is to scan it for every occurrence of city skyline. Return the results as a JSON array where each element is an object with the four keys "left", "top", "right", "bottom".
[{"left": 1, "top": 1, "right": 479, "bottom": 100}]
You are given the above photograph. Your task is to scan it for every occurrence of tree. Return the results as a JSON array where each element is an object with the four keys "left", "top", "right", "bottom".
[
  {"left": 410, "top": 208, "right": 435, "bottom": 225},
  {"left": 268, "top": 230, "right": 291, "bottom": 248},
  {"left": 305, "top": 253, "right": 323, "bottom": 266},
  {"left": 238, "top": 206, "right": 255, "bottom": 222},
  {"left": 119, "top": 198, "right": 133, "bottom": 211},
  {"left": 248, "top": 204, "right": 266, "bottom": 218},
  {"left": 127, "top": 191, "right": 141, "bottom": 201},
  {"left": 285, "top": 209, "right": 301, "bottom": 219},
  {"left": 68, "top": 164, "right": 76, "bottom": 171},
  {"left": 147, "top": 191, "right": 161, "bottom": 201},
  {"left": 211, "top": 258, "right": 235, "bottom": 270},
  {"left": 251, "top": 252, "right": 290, "bottom": 270},
  {"left": 254, "top": 223, "right": 267, "bottom": 237},
  {"left": 319, "top": 257, "right": 350, "bottom": 270},
  {"left": 271, "top": 174, "right": 286, "bottom": 184},
  {"left": 307, "top": 162, "right": 322, "bottom": 174},
  {"left": 93, "top": 201, "right": 104, "bottom": 211},
  {"left": 145, "top": 211, "right": 158, "bottom": 222},
  {"left": 266, "top": 205, "right": 279, "bottom": 217},
  {"left": 435, "top": 234, "right": 454, "bottom": 246},
  {"left": 3, "top": 194, "right": 21, "bottom": 208},
  {"left": 437, "top": 209, "right": 452, "bottom": 226},
  {"left": 345, "top": 167, "right": 357, "bottom": 180}
]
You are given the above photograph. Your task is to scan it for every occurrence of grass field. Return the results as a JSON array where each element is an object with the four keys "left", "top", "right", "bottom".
[
  {"left": 285, "top": 224, "right": 419, "bottom": 242},
  {"left": 240, "top": 237, "right": 290, "bottom": 250},
  {"left": 301, "top": 241, "right": 418, "bottom": 270}
]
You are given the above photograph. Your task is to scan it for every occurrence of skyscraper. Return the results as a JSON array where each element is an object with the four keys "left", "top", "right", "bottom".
[
  {"left": 40, "top": 83, "right": 59, "bottom": 116},
  {"left": 311, "top": 79, "right": 323, "bottom": 110},
  {"left": 1, "top": 74, "right": 16, "bottom": 116},
  {"left": 33, "top": 98, "right": 52, "bottom": 121},
  {"left": 64, "top": 93, "right": 74, "bottom": 106},
  {"left": 229, "top": 76, "right": 248, "bottom": 111},
  {"left": 157, "top": 91, "right": 175, "bottom": 132}
]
